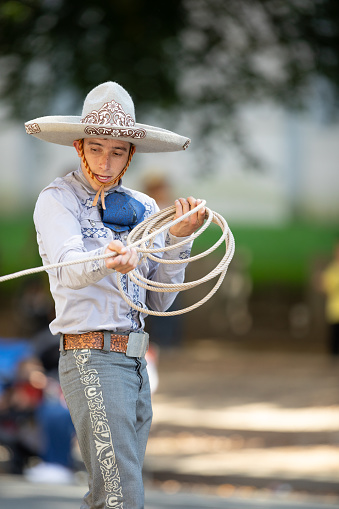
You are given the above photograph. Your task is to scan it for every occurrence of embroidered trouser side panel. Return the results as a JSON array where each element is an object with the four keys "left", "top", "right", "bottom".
[{"left": 59, "top": 348, "right": 152, "bottom": 509}]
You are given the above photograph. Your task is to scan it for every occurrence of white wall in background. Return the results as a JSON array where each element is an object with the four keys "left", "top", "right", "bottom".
[{"left": 1, "top": 102, "right": 338, "bottom": 224}]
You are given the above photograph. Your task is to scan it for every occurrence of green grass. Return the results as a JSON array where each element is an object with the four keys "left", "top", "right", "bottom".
[
  {"left": 192, "top": 221, "right": 339, "bottom": 286},
  {"left": 0, "top": 213, "right": 338, "bottom": 291},
  {"left": 0, "top": 213, "right": 41, "bottom": 291}
]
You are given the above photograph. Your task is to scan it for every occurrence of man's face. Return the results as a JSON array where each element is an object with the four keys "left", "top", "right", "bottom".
[{"left": 73, "top": 138, "right": 131, "bottom": 191}]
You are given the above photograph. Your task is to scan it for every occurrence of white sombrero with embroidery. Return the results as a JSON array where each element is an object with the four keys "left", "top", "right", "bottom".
[{"left": 25, "top": 81, "right": 191, "bottom": 153}]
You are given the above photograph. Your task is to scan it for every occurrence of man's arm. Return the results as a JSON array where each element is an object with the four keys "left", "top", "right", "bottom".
[{"left": 34, "top": 187, "right": 137, "bottom": 290}]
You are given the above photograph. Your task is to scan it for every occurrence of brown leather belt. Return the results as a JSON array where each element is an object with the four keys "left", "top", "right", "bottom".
[{"left": 63, "top": 332, "right": 129, "bottom": 353}]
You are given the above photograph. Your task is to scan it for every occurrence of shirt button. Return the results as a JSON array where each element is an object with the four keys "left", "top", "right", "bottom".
[{"left": 122, "top": 235, "right": 128, "bottom": 241}]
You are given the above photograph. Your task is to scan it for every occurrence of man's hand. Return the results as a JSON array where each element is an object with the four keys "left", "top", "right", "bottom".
[
  {"left": 169, "top": 197, "right": 206, "bottom": 237},
  {"left": 104, "top": 240, "right": 138, "bottom": 273}
]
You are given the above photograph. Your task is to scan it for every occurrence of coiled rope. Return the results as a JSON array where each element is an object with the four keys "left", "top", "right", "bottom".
[{"left": 0, "top": 200, "right": 235, "bottom": 316}]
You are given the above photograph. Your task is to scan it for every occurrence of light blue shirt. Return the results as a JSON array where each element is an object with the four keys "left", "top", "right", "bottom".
[{"left": 33, "top": 167, "right": 192, "bottom": 335}]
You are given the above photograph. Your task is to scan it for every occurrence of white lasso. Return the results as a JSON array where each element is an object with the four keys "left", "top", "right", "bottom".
[{"left": 0, "top": 200, "right": 235, "bottom": 316}]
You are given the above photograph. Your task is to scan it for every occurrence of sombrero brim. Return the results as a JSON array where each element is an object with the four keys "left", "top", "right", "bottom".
[{"left": 25, "top": 115, "right": 191, "bottom": 153}]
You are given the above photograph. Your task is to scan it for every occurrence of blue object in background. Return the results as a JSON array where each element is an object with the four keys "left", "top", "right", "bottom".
[{"left": 0, "top": 338, "right": 33, "bottom": 393}]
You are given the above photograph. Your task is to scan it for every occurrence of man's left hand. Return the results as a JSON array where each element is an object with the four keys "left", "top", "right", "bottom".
[{"left": 169, "top": 197, "right": 206, "bottom": 237}]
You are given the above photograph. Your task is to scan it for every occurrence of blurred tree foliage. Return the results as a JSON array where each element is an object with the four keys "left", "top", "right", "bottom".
[
  {"left": 180, "top": 0, "right": 339, "bottom": 108},
  {"left": 0, "top": 0, "right": 338, "bottom": 126},
  {"left": 0, "top": 0, "right": 186, "bottom": 117}
]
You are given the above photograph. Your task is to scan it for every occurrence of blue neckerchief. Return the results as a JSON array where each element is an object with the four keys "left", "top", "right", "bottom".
[{"left": 100, "top": 192, "right": 146, "bottom": 232}]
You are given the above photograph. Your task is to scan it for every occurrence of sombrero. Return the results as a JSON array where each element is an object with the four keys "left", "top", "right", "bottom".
[{"left": 25, "top": 81, "right": 191, "bottom": 153}]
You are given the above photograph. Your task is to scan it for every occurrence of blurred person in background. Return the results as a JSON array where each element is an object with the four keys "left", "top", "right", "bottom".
[
  {"left": 25, "top": 81, "right": 204, "bottom": 509},
  {"left": 321, "top": 240, "right": 339, "bottom": 357},
  {"left": 0, "top": 357, "right": 74, "bottom": 481},
  {"left": 142, "top": 171, "right": 173, "bottom": 210},
  {"left": 16, "top": 278, "right": 55, "bottom": 337},
  {"left": 143, "top": 172, "right": 184, "bottom": 350}
]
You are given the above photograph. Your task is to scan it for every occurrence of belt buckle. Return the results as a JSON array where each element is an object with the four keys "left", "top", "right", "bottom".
[{"left": 126, "top": 332, "right": 149, "bottom": 358}]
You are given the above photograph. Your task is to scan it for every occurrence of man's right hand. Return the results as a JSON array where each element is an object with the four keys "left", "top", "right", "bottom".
[{"left": 104, "top": 240, "right": 138, "bottom": 274}]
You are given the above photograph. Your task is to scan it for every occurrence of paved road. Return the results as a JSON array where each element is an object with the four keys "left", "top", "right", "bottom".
[
  {"left": 0, "top": 476, "right": 338, "bottom": 509},
  {"left": 146, "top": 347, "right": 339, "bottom": 494}
]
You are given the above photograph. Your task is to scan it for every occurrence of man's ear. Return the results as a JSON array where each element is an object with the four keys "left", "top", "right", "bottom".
[{"left": 73, "top": 140, "right": 81, "bottom": 157}]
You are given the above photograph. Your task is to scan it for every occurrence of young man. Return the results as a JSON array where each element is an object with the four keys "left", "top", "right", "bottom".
[{"left": 25, "top": 81, "right": 205, "bottom": 509}]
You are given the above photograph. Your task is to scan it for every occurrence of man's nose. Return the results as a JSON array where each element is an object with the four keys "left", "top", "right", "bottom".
[{"left": 101, "top": 154, "right": 110, "bottom": 169}]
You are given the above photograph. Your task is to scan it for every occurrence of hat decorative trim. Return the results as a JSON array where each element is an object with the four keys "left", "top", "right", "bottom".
[
  {"left": 24, "top": 81, "right": 191, "bottom": 152},
  {"left": 83, "top": 126, "right": 146, "bottom": 139},
  {"left": 80, "top": 99, "right": 135, "bottom": 126},
  {"left": 80, "top": 98, "right": 147, "bottom": 140},
  {"left": 26, "top": 123, "right": 41, "bottom": 134}
]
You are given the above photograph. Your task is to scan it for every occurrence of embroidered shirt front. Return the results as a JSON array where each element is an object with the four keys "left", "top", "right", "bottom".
[{"left": 33, "top": 167, "right": 192, "bottom": 335}]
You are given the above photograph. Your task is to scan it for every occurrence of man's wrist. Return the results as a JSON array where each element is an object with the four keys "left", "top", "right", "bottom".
[{"left": 166, "top": 231, "right": 192, "bottom": 245}]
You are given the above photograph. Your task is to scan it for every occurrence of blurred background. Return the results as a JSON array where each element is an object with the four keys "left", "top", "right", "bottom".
[{"left": 0, "top": 0, "right": 338, "bottom": 505}]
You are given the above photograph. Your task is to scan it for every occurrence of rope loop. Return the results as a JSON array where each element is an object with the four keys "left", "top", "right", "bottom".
[
  {"left": 116, "top": 205, "right": 235, "bottom": 315},
  {"left": 0, "top": 200, "right": 235, "bottom": 316}
]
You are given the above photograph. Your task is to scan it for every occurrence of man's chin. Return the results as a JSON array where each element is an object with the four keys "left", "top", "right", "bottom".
[{"left": 91, "top": 181, "right": 118, "bottom": 193}]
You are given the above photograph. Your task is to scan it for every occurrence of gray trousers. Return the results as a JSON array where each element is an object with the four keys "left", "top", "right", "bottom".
[{"left": 59, "top": 348, "right": 152, "bottom": 509}]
